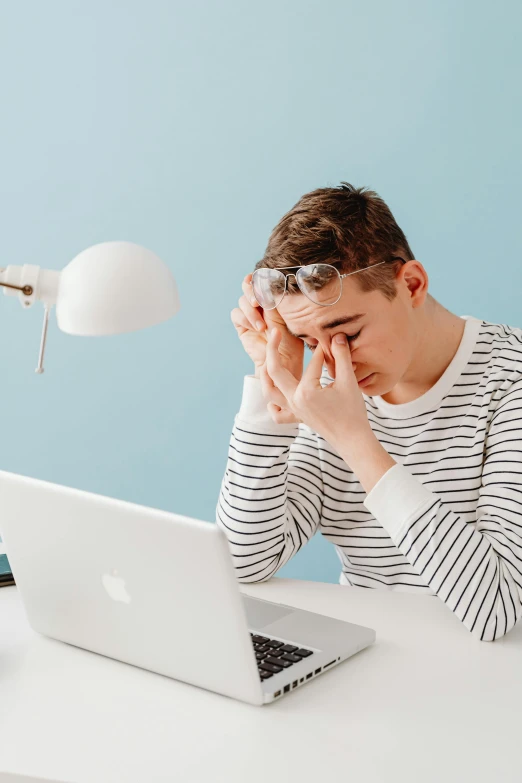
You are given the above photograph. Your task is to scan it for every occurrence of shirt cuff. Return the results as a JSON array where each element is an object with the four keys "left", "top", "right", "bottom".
[
  {"left": 235, "top": 375, "right": 300, "bottom": 435},
  {"left": 363, "top": 462, "right": 435, "bottom": 540}
]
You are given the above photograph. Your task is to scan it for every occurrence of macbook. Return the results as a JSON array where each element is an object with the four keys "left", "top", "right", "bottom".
[{"left": 0, "top": 470, "right": 375, "bottom": 705}]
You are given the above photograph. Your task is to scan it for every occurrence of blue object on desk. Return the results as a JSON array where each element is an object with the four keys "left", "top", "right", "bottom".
[{"left": 0, "top": 553, "right": 14, "bottom": 585}]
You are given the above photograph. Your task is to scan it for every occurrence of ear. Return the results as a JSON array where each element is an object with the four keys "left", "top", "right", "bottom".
[{"left": 401, "top": 260, "right": 429, "bottom": 308}]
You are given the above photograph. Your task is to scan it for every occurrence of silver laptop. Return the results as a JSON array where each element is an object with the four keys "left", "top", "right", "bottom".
[{"left": 0, "top": 469, "right": 375, "bottom": 705}]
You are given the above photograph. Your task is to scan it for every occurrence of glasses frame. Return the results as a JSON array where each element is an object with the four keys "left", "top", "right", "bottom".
[{"left": 252, "top": 256, "right": 407, "bottom": 310}]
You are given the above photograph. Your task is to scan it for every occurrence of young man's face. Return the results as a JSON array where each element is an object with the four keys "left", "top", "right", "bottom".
[{"left": 276, "top": 262, "right": 425, "bottom": 395}]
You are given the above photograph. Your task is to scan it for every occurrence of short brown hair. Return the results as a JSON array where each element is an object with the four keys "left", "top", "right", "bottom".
[{"left": 255, "top": 182, "right": 415, "bottom": 302}]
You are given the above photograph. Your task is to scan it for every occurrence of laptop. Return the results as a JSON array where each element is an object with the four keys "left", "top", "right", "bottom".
[{"left": 0, "top": 469, "right": 375, "bottom": 706}]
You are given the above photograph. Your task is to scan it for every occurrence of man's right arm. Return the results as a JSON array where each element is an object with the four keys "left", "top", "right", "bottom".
[{"left": 215, "top": 374, "right": 325, "bottom": 583}]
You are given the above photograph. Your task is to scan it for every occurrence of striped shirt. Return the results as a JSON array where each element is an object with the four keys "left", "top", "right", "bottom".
[{"left": 216, "top": 315, "right": 522, "bottom": 641}]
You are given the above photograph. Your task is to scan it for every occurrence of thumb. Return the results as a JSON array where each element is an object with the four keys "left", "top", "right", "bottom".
[{"left": 331, "top": 333, "right": 354, "bottom": 384}]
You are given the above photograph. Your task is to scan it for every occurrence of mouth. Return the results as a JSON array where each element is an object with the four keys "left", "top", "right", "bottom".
[{"left": 358, "top": 373, "right": 375, "bottom": 387}]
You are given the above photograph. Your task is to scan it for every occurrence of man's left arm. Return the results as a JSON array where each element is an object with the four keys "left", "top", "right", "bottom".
[{"left": 339, "top": 381, "right": 522, "bottom": 642}]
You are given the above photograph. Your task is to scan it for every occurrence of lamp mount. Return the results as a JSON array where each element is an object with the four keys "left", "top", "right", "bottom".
[{"left": 0, "top": 281, "right": 34, "bottom": 296}]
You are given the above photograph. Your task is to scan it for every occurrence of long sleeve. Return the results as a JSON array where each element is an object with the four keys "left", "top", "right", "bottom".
[
  {"left": 216, "top": 375, "right": 325, "bottom": 582},
  {"left": 363, "top": 378, "right": 522, "bottom": 641}
]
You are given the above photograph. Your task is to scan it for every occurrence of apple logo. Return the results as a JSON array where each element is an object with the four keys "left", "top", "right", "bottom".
[{"left": 102, "top": 569, "right": 131, "bottom": 604}]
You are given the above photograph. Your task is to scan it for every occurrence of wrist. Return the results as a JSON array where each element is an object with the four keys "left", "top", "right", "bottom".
[
  {"left": 331, "top": 425, "right": 375, "bottom": 460},
  {"left": 335, "top": 430, "right": 396, "bottom": 494}
]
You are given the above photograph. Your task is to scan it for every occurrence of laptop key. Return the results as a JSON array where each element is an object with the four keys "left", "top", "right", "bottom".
[
  {"left": 279, "top": 644, "right": 298, "bottom": 653},
  {"left": 281, "top": 653, "right": 302, "bottom": 663},
  {"left": 266, "top": 640, "right": 284, "bottom": 649},
  {"left": 266, "top": 656, "right": 292, "bottom": 668},
  {"left": 252, "top": 635, "right": 269, "bottom": 644},
  {"left": 259, "top": 662, "right": 283, "bottom": 674},
  {"left": 295, "top": 649, "right": 313, "bottom": 657},
  {"left": 254, "top": 645, "right": 270, "bottom": 653},
  {"left": 260, "top": 670, "right": 273, "bottom": 679}
]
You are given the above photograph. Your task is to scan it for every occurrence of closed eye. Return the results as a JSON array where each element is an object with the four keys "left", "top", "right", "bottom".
[{"left": 305, "top": 330, "right": 361, "bottom": 351}]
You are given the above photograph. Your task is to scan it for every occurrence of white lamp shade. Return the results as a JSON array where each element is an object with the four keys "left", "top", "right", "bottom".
[{"left": 56, "top": 241, "right": 180, "bottom": 336}]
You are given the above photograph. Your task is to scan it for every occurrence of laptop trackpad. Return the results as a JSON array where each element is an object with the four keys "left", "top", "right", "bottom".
[{"left": 241, "top": 596, "right": 294, "bottom": 629}]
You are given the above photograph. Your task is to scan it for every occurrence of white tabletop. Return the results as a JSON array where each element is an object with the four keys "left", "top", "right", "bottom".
[{"left": 1, "top": 579, "right": 521, "bottom": 783}]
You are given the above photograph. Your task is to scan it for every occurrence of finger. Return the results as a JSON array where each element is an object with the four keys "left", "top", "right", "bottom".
[
  {"left": 259, "top": 361, "right": 291, "bottom": 409},
  {"left": 265, "top": 328, "right": 299, "bottom": 400},
  {"left": 267, "top": 402, "right": 296, "bottom": 425},
  {"left": 238, "top": 293, "right": 266, "bottom": 332},
  {"left": 330, "top": 333, "right": 356, "bottom": 385},
  {"left": 271, "top": 407, "right": 303, "bottom": 425},
  {"left": 259, "top": 360, "right": 272, "bottom": 399},
  {"left": 259, "top": 360, "right": 274, "bottom": 395},
  {"left": 230, "top": 307, "right": 263, "bottom": 337},
  {"left": 242, "top": 274, "right": 265, "bottom": 314},
  {"left": 300, "top": 341, "right": 326, "bottom": 390}
]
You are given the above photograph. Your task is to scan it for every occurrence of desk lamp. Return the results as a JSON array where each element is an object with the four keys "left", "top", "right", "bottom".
[{"left": 0, "top": 241, "right": 180, "bottom": 373}]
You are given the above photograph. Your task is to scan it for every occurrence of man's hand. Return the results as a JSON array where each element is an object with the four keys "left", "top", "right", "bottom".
[
  {"left": 230, "top": 273, "right": 304, "bottom": 378},
  {"left": 258, "top": 359, "right": 302, "bottom": 424},
  {"left": 264, "top": 328, "right": 373, "bottom": 446}
]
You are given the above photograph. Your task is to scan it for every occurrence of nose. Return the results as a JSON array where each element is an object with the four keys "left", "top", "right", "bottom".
[{"left": 321, "top": 337, "right": 334, "bottom": 362}]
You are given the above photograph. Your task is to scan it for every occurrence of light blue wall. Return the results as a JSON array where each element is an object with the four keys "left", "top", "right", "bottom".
[{"left": 0, "top": 0, "right": 520, "bottom": 583}]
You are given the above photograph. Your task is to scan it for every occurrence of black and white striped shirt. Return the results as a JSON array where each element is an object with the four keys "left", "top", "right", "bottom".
[{"left": 216, "top": 315, "right": 522, "bottom": 641}]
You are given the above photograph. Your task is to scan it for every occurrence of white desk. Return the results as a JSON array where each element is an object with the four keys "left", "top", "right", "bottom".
[{"left": 1, "top": 579, "right": 521, "bottom": 783}]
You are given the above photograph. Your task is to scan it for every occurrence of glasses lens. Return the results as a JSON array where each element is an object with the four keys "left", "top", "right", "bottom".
[
  {"left": 252, "top": 268, "right": 286, "bottom": 310},
  {"left": 297, "top": 264, "right": 341, "bottom": 305}
]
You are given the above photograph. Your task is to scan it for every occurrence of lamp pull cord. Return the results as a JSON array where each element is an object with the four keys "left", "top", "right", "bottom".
[{"left": 35, "top": 306, "right": 50, "bottom": 374}]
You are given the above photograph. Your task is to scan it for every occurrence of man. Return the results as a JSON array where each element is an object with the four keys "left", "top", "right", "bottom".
[{"left": 216, "top": 182, "right": 522, "bottom": 641}]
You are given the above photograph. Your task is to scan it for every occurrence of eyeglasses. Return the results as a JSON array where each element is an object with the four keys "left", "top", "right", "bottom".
[{"left": 251, "top": 256, "right": 406, "bottom": 310}]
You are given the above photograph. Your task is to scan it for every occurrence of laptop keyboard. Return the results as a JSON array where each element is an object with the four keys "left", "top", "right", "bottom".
[{"left": 250, "top": 633, "right": 314, "bottom": 680}]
